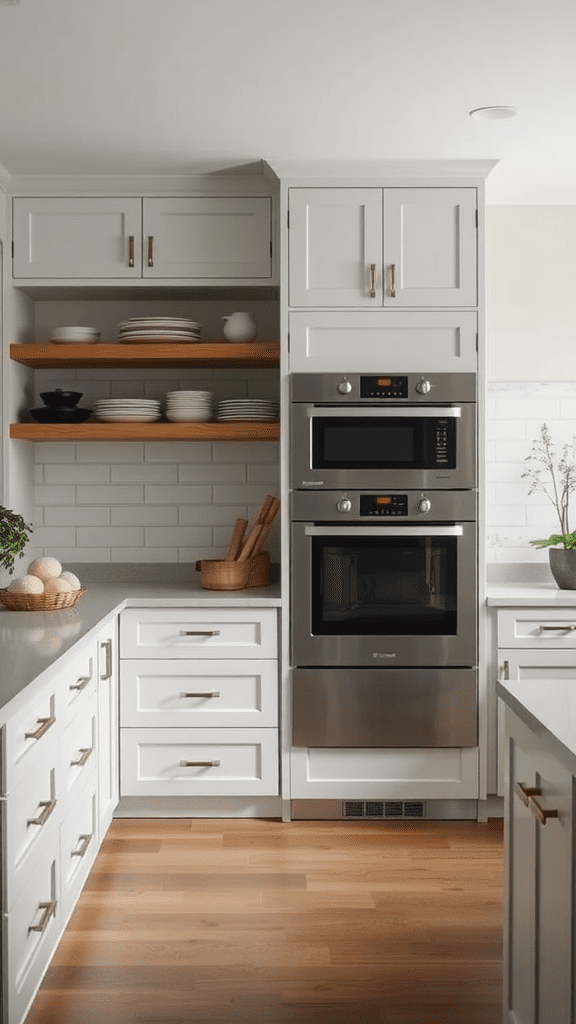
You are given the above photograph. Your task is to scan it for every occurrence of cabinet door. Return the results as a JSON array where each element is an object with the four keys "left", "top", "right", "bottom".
[
  {"left": 97, "top": 621, "right": 119, "bottom": 834},
  {"left": 13, "top": 197, "right": 142, "bottom": 278},
  {"left": 383, "top": 189, "right": 477, "bottom": 306},
  {"left": 142, "top": 197, "right": 272, "bottom": 279},
  {"left": 289, "top": 188, "right": 383, "bottom": 306}
]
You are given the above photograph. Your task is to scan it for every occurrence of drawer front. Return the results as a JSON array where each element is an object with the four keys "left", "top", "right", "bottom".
[
  {"left": 120, "top": 607, "right": 277, "bottom": 659},
  {"left": 61, "top": 692, "right": 97, "bottom": 802},
  {"left": 4, "top": 833, "right": 60, "bottom": 1024},
  {"left": 4, "top": 746, "right": 61, "bottom": 910},
  {"left": 497, "top": 607, "right": 576, "bottom": 648},
  {"left": 4, "top": 682, "right": 59, "bottom": 795},
  {"left": 61, "top": 640, "right": 97, "bottom": 725},
  {"left": 498, "top": 648, "right": 576, "bottom": 681},
  {"left": 120, "top": 727, "right": 278, "bottom": 796},
  {"left": 120, "top": 659, "right": 278, "bottom": 728},
  {"left": 59, "top": 770, "right": 98, "bottom": 923}
]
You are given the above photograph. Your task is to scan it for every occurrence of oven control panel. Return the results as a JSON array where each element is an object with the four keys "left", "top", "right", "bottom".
[
  {"left": 359, "top": 494, "right": 409, "bottom": 516},
  {"left": 360, "top": 376, "right": 408, "bottom": 399}
]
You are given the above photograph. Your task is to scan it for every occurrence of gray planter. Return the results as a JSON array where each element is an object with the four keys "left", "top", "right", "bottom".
[{"left": 549, "top": 548, "right": 576, "bottom": 589}]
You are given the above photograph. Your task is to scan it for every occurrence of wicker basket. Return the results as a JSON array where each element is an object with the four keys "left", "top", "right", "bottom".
[
  {"left": 0, "top": 587, "right": 86, "bottom": 611},
  {"left": 196, "top": 552, "right": 271, "bottom": 590}
]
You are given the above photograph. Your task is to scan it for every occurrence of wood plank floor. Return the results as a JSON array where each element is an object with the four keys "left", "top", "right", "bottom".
[{"left": 24, "top": 817, "right": 503, "bottom": 1024}]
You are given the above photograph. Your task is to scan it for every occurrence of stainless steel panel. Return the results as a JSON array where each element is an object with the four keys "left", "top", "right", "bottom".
[
  {"left": 291, "top": 372, "right": 477, "bottom": 403},
  {"left": 292, "top": 668, "right": 478, "bottom": 747},
  {"left": 291, "top": 489, "right": 477, "bottom": 522}
]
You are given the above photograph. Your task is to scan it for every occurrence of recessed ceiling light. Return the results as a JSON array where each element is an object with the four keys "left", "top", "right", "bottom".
[{"left": 469, "top": 106, "right": 518, "bottom": 120}]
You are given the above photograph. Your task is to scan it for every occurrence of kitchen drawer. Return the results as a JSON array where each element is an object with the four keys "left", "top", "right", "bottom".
[
  {"left": 59, "top": 769, "right": 98, "bottom": 922},
  {"left": 61, "top": 692, "right": 97, "bottom": 803},
  {"left": 120, "top": 607, "right": 278, "bottom": 660},
  {"left": 4, "top": 680, "right": 59, "bottom": 795},
  {"left": 3, "top": 832, "right": 60, "bottom": 1024},
  {"left": 3, "top": 745, "right": 61, "bottom": 910},
  {"left": 498, "top": 648, "right": 576, "bottom": 681},
  {"left": 120, "top": 659, "right": 278, "bottom": 728},
  {"left": 61, "top": 639, "right": 97, "bottom": 726},
  {"left": 120, "top": 727, "right": 278, "bottom": 796},
  {"left": 497, "top": 607, "right": 576, "bottom": 648}
]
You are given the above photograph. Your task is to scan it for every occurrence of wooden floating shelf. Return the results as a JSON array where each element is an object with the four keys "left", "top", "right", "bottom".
[
  {"left": 9, "top": 341, "right": 280, "bottom": 369},
  {"left": 10, "top": 421, "right": 280, "bottom": 443}
]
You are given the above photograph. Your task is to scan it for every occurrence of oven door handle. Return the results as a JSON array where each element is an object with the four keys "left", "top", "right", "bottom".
[
  {"left": 305, "top": 406, "right": 462, "bottom": 418},
  {"left": 304, "top": 525, "right": 464, "bottom": 537}
]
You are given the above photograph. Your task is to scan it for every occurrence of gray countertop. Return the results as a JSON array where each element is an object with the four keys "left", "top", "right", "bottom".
[
  {"left": 0, "top": 564, "right": 281, "bottom": 720},
  {"left": 497, "top": 677, "right": 576, "bottom": 777}
]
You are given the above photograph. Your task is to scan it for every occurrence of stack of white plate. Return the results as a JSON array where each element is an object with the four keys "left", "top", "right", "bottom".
[
  {"left": 216, "top": 399, "right": 279, "bottom": 422},
  {"left": 117, "top": 317, "right": 201, "bottom": 344},
  {"left": 95, "top": 398, "right": 162, "bottom": 423},
  {"left": 50, "top": 326, "right": 101, "bottom": 344},
  {"left": 165, "top": 391, "right": 213, "bottom": 423}
]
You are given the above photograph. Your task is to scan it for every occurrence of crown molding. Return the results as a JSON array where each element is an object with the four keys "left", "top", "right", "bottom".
[{"left": 7, "top": 164, "right": 272, "bottom": 197}]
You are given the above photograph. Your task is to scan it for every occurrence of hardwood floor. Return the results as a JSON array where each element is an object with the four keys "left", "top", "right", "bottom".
[{"left": 24, "top": 818, "right": 503, "bottom": 1024}]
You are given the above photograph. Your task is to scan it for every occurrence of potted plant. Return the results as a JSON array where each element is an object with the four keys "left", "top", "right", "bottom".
[
  {"left": 0, "top": 505, "right": 33, "bottom": 580},
  {"left": 523, "top": 423, "right": 576, "bottom": 588}
]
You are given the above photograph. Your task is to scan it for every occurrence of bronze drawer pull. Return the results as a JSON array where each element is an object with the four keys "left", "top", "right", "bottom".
[
  {"left": 147, "top": 235, "right": 154, "bottom": 267},
  {"left": 128, "top": 235, "right": 135, "bottom": 267},
  {"left": 390, "top": 263, "right": 396, "bottom": 297},
  {"left": 27, "top": 799, "right": 57, "bottom": 828},
  {"left": 180, "top": 630, "right": 221, "bottom": 637},
  {"left": 369, "top": 263, "right": 376, "bottom": 298},
  {"left": 514, "top": 782, "right": 541, "bottom": 806},
  {"left": 100, "top": 639, "right": 113, "bottom": 680},
  {"left": 539, "top": 624, "right": 576, "bottom": 631},
  {"left": 70, "top": 747, "right": 93, "bottom": 768},
  {"left": 28, "top": 900, "right": 57, "bottom": 934},
  {"left": 181, "top": 691, "right": 221, "bottom": 699},
  {"left": 179, "top": 759, "right": 220, "bottom": 768},
  {"left": 529, "top": 795, "right": 560, "bottom": 825},
  {"left": 71, "top": 833, "right": 93, "bottom": 858},
  {"left": 25, "top": 716, "right": 56, "bottom": 741},
  {"left": 69, "top": 675, "right": 91, "bottom": 692}
]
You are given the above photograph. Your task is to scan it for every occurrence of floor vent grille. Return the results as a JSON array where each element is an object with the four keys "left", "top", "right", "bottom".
[{"left": 343, "top": 800, "right": 426, "bottom": 819}]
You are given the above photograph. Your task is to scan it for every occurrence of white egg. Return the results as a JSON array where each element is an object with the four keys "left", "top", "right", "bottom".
[
  {"left": 8, "top": 574, "right": 45, "bottom": 594},
  {"left": 28, "top": 556, "right": 62, "bottom": 581},
  {"left": 44, "top": 577, "right": 72, "bottom": 595},
  {"left": 58, "top": 571, "right": 81, "bottom": 591}
]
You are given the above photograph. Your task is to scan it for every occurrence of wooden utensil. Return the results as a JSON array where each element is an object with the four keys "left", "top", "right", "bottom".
[
  {"left": 225, "top": 518, "right": 248, "bottom": 560},
  {"left": 237, "top": 522, "right": 264, "bottom": 562}
]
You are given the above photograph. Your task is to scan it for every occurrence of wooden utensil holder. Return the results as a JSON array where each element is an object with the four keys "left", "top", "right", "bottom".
[{"left": 195, "top": 551, "right": 271, "bottom": 590}]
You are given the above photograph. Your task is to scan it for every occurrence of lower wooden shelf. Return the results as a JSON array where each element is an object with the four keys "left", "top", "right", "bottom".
[{"left": 10, "top": 421, "right": 280, "bottom": 442}]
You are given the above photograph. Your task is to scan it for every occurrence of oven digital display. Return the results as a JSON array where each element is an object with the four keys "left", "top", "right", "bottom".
[
  {"left": 360, "top": 376, "right": 408, "bottom": 398},
  {"left": 360, "top": 494, "right": 408, "bottom": 516}
]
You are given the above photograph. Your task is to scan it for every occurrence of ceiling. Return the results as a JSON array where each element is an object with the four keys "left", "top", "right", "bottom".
[{"left": 0, "top": 0, "right": 574, "bottom": 202}]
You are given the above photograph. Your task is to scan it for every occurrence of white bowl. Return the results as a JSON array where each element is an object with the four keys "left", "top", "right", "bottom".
[{"left": 166, "top": 410, "right": 213, "bottom": 422}]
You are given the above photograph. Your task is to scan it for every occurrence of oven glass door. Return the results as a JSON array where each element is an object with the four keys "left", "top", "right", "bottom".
[{"left": 291, "top": 522, "right": 477, "bottom": 667}]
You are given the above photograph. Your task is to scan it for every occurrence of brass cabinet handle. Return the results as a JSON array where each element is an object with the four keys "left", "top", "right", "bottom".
[
  {"left": 390, "top": 263, "right": 396, "bottom": 297},
  {"left": 514, "top": 782, "right": 542, "bottom": 806},
  {"left": 180, "top": 691, "right": 221, "bottom": 699},
  {"left": 27, "top": 798, "right": 57, "bottom": 828},
  {"left": 529, "top": 795, "right": 559, "bottom": 825},
  {"left": 71, "top": 833, "right": 93, "bottom": 858},
  {"left": 147, "top": 236, "right": 154, "bottom": 267},
  {"left": 128, "top": 235, "right": 135, "bottom": 267},
  {"left": 539, "top": 624, "right": 576, "bottom": 632},
  {"left": 100, "top": 638, "right": 113, "bottom": 680},
  {"left": 69, "top": 675, "right": 91, "bottom": 692},
  {"left": 28, "top": 899, "right": 57, "bottom": 934},
  {"left": 369, "top": 263, "right": 376, "bottom": 298},
  {"left": 25, "top": 716, "right": 56, "bottom": 741},
  {"left": 503, "top": 660, "right": 510, "bottom": 680},
  {"left": 70, "top": 747, "right": 93, "bottom": 768},
  {"left": 180, "top": 630, "right": 221, "bottom": 637},
  {"left": 179, "top": 759, "right": 220, "bottom": 768}
]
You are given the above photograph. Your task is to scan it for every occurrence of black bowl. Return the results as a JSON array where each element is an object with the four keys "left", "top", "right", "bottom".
[
  {"left": 30, "top": 407, "right": 92, "bottom": 424},
  {"left": 40, "top": 389, "right": 83, "bottom": 408}
]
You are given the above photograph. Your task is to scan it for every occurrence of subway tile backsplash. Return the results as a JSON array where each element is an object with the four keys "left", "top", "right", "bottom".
[
  {"left": 486, "top": 382, "right": 576, "bottom": 566},
  {"left": 33, "top": 366, "right": 280, "bottom": 564}
]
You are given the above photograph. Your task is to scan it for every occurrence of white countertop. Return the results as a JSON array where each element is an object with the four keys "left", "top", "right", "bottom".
[
  {"left": 487, "top": 581, "right": 576, "bottom": 606},
  {"left": 0, "top": 564, "right": 281, "bottom": 718},
  {"left": 497, "top": 677, "right": 576, "bottom": 776}
]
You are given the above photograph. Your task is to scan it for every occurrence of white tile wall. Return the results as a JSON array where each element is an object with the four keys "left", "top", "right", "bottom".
[
  {"left": 33, "top": 366, "right": 280, "bottom": 564},
  {"left": 486, "top": 382, "right": 576, "bottom": 566}
]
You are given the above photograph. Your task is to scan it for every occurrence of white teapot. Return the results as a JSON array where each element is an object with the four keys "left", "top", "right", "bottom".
[{"left": 222, "top": 312, "right": 257, "bottom": 343}]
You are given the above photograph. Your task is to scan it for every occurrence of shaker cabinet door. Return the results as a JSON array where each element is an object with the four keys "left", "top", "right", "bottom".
[
  {"left": 142, "top": 197, "right": 272, "bottom": 279},
  {"left": 13, "top": 197, "right": 142, "bottom": 278}
]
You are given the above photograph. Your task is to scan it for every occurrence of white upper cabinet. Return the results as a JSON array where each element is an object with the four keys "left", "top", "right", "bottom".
[
  {"left": 12, "top": 197, "right": 142, "bottom": 279},
  {"left": 13, "top": 196, "right": 272, "bottom": 281},
  {"left": 289, "top": 187, "right": 477, "bottom": 307},
  {"left": 142, "top": 197, "right": 272, "bottom": 279}
]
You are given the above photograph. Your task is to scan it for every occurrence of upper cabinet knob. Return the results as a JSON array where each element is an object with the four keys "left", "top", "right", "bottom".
[
  {"left": 415, "top": 379, "right": 432, "bottom": 395},
  {"left": 337, "top": 379, "right": 352, "bottom": 395}
]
